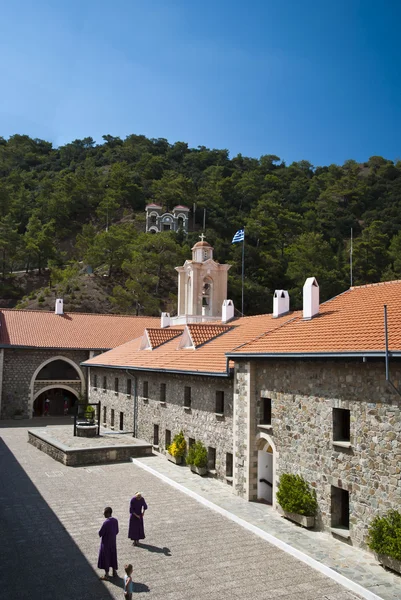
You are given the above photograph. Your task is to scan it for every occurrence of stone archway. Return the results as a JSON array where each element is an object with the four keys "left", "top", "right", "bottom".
[
  {"left": 33, "top": 385, "right": 79, "bottom": 417},
  {"left": 29, "top": 356, "right": 85, "bottom": 418},
  {"left": 256, "top": 432, "right": 277, "bottom": 509}
]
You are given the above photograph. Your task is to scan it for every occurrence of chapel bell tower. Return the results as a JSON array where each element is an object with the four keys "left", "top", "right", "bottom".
[{"left": 174, "top": 235, "right": 231, "bottom": 323}]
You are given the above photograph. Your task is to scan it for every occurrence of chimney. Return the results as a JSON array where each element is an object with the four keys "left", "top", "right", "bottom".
[
  {"left": 55, "top": 298, "right": 63, "bottom": 315},
  {"left": 303, "top": 277, "right": 319, "bottom": 319},
  {"left": 222, "top": 299, "right": 235, "bottom": 323},
  {"left": 273, "top": 290, "right": 289, "bottom": 318},
  {"left": 160, "top": 312, "right": 171, "bottom": 328}
]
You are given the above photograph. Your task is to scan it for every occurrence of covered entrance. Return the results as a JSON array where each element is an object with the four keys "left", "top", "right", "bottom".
[
  {"left": 33, "top": 387, "right": 78, "bottom": 417},
  {"left": 29, "top": 356, "right": 85, "bottom": 418},
  {"left": 256, "top": 434, "right": 276, "bottom": 507}
]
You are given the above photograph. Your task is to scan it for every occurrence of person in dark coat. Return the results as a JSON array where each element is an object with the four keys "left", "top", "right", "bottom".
[
  {"left": 98, "top": 506, "right": 119, "bottom": 580},
  {"left": 128, "top": 492, "right": 148, "bottom": 546}
]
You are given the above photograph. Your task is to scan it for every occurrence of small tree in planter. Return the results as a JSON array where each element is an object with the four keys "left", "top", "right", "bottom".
[
  {"left": 186, "top": 441, "right": 208, "bottom": 476},
  {"left": 167, "top": 431, "right": 186, "bottom": 465},
  {"left": 84, "top": 405, "right": 95, "bottom": 423},
  {"left": 368, "top": 510, "right": 401, "bottom": 573},
  {"left": 277, "top": 473, "right": 317, "bottom": 528}
]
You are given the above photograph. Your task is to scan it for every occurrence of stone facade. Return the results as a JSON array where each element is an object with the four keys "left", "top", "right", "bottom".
[
  {"left": 89, "top": 367, "right": 234, "bottom": 481},
  {"left": 233, "top": 357, "right": 401, "bottom": 549},
  {"left": 0, "top": 348, "right": 89, "bottom": 418}
]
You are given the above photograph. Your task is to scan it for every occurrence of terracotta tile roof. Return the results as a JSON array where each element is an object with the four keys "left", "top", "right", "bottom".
[
  {"left": 0, "top": 309, "right": 159, "bottom": 350},
  {"left": 187, "top": 324, "right": 232, "bottom": 348},
  {"left": 145, "top": 328, "right": 182, "bottom": 349},
  {"left": 230, "top": 281, "right": 401, "bottom": 356},
  {"left": 83, "top": 313, "right": 293, "bottom": 375}
]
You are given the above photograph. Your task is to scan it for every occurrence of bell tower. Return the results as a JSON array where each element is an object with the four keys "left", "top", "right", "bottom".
[{"left": 174, "top": 235, "right": 231, "bottom": 323}]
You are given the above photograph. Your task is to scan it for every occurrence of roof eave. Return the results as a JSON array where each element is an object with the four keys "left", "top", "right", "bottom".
[
  {"left": 226, "top": 351, "right": 401, "bottom": 359},
  {"left": 80, "top": 362, "right": 232, "bottom": 377}
]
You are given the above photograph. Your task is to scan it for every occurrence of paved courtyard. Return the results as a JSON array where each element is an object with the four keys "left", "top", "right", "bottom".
[{"left": 0, "top": 420, "right": 366, "bottom": 600}]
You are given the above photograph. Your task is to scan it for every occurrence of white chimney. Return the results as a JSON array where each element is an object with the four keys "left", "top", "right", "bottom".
[
  {"left": 160, "top": 312, "right": 171, "bottom": 328},
  {"left": 222, "top": 299, "right": 235, "bottom": 323},
  {"left": 273, "top": 290, "right": 289, "bottom": 318},
  {"left": 55, "top": 298, "right": 64, "bottom": 315},
  {"left": 303, "top": 277, "right": 319, "bottom": 319}
]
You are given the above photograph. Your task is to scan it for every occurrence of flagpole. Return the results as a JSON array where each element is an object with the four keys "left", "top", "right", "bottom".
[
  {"left": 350, "top": 227, "right": 353, "bottom": 288},
  {"left": 241, "top": 228, "right": 245, "bottom": 316}
]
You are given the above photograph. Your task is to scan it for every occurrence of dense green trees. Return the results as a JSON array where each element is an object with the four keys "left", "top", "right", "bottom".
[{"left": 0, "top": 132, "right": 400, "bottom": 313}]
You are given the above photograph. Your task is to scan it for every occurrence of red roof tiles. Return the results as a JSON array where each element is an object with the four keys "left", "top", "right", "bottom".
[
  {"left": 230, "top": 281, "right": 401, "bottom": 356},
  {"left": 0, "top": 309, "right": 159, "bottom": 349},
  {"left": 145, "top": 328, "right": 182, "bottom": 349},
  {"left": 187, "top": 324, "right": 232, "bottom": 348}
]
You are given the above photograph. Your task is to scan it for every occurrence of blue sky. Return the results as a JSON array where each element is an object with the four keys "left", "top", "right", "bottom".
[{"left": 1, "top": 0, "right": 400, "bottom": 165}]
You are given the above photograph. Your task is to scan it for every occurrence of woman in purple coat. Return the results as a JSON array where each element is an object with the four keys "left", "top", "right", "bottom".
[{"left": 128, "top": 492, "right": 148, "bottom": 546}]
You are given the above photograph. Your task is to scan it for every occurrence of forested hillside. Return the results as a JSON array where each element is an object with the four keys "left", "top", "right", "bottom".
[{"left": 0, "top": 133, "right": 400, "bottom": 315}]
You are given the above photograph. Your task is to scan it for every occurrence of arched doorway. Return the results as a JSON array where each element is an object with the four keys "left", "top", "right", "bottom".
[
  {"left": 256, "top": 433, "right": 277, "bottom": 507},
  {"left": 33, "top": 386, "right": 78, "bottom": 417},
  {"left": 29, "top": 356, "right": 85, "bottom": 418}
]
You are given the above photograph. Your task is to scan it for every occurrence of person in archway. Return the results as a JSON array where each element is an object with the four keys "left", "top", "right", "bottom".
[
  {"left": 63, "top": 397, "right": 68, "bottom": 416},
  {"left": 98, "top": 506, "right": 119, "bottom": 580},
  {"left": 128, "top": 492, "right": 147, "bottom": 546},
  {"left": 44, "top": 397, "right": 50, "bottom": 416}
]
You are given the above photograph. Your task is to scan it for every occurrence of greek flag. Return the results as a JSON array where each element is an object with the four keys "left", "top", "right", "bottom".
[{"left": 232, "top": 229, "right": 245, "bottom": 243}]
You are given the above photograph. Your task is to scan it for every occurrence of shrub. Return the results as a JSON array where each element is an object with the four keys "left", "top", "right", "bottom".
[
  {"left": 84, "top": 405, "right": 95, "bottom": 422},
  {"left": 276, "top": 473, "right": 317, "bottom": 517},
  {"left": 37, "top": 295, "right": 45, "bottom": 303},
  {"left": 368, "top": 510, "right": 401, "bottom": 561},
  {"left": 186, "top": 441, "right": 208, "bottom": 468},
  {"left": 168, "top": 431, "right": 186, "bottom": 457}
]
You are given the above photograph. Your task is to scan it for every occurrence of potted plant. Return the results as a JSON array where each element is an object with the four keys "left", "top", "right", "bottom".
[
  {"left": 84, "top": 405, "right": 95, "bottom": 423},
  {"left": 186, "top": 441, "right": 208, "bottom": 476},
  {"left": 167, "top": 431, "right": 186, "bottom": 465},
  {"left": 368, "top": 510, "right": 401, "bottom": 574},
  {"left": 13, "top": 408, "right": 24, "bottom": 420},
  {"left": 276, "top": 473, "right": 317, "bottom": 528}
]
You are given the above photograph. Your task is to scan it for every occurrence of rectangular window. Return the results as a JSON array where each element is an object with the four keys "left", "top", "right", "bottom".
[
  {"left": 127, "top": 378, "right": 132, "bottom": 397},
  {"left": 114, "top": 378, "right": 119, "bottom": 395},
  {"left": 153, "top": 424, "right": 159, "bottom": 446},
  {"left": 110, "top": 409, "right": 115, "bottom": 428},
  {"left": 119, "top": 412, "right": 124, "bottom": 431},
  {"left": 331, "top": 486, "right": 349, "bottom": 529},
  {"left": 226, "top": 453, "right": 233, "bottom": 478},
  {"left": 94, "top": 374, "right": 98, "bottom": 390},
  {"left": 143, "top": 381, "right": 149, "bottom": 398},
  {"left": 184, "top": 386, "right": 191, "bottom": 408},
  {"left": 333, "top": 408, "right": 350, "bottom": 442},
  {"left": 103, "top": 376, "right": 107, "bottom": 392},
  {"left": 208, "top": 447, "right": 216, "bottom": 471},
  {"left": 103, "top": 406, "right": 107, "bottom": 423},
  {"left": 165, "top": 429, "right": 171, "bottom": 449},
  {"left": 160, "top": 383, "right": 166, "bottom": 402},
  {"left": 215, "top": 391, "right": 224, "bottom": 414},
  {"left": 260, "top": 397, "right": 272, "bottom": 425},
  {"left": 189, "top": 437, "right": 195, "bottom": 448}
]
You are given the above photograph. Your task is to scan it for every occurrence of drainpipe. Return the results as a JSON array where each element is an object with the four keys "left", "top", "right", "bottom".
[
  {"left": 125, "top": 370, "right": 138, "bottom": 438},
  {"left": 384, "top": 305, "right": 401, "bottom": 398}
]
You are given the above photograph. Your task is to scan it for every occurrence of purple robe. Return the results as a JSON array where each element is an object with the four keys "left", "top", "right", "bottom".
[
  {"left": 128, "top": 497, "right": 147, "bottom": 540},
  {"left": 98, "top": 517, "right": 118, "bottom": 571}
]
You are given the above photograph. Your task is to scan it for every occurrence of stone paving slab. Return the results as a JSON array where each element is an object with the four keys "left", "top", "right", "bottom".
[
  {"left": 132, "top": 453, "right": 401, "bottom": 600},
  {"left": 0, "top": 422, "right": 364, "bottom": 600}
]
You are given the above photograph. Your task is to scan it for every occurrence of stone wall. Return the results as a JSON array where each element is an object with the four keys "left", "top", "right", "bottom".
[
  {"left": 233, "top": 357, "right": 401, "bottom": 549},
  {"left": 89, "top": 367, "right": 234, "bottom": 481},
  {"left": 1, "top": 348, "right": 89, "bottom": 418}
]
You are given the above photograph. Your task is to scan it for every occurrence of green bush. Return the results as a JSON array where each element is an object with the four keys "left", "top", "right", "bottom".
[
  {"left": 84, "top": 405, "right": 95, "bottom": 422},
  {"left": 276, "top": 473, "right": 317, "bottom": 517},
  {"left": 186, "top": 441, "right": 208, "bottom": 468},
  {"left": 368, "top": 510, "right": 401, "bottom": 561},
  {"left": 37, "top": 295, "right": 45, "bottom": 303},
  {"left": 167, "top": 431, "right": 186, "bottom": 457}
]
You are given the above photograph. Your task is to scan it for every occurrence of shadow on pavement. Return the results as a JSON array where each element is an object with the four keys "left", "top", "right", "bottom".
[
  {"left": 0, "top": 436, "right": 118, "bottom": 600},
  {"left": 137, "top": 542, "right": 172, "bottom": 556}
]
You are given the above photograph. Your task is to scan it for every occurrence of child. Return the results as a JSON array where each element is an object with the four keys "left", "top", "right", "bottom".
[{"left": 124, "top": 564, "right": 134, "bottom": 600}]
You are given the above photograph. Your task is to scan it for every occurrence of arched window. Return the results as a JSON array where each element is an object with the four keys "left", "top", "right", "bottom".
[
  {"left": 202, "top": 277, "right": 213, "bottom": 315},
  {"left": 36, "top": 360, "right": 80, "bottom": 380}
]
